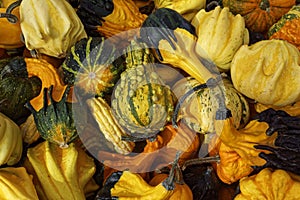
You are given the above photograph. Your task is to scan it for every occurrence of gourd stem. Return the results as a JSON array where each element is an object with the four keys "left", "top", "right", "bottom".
[
  {"left": 5, "top": 0, "right": 21, "bottom": 23},
  {"left": 172, "top": 82, "right": 208, "bottom": 128},
  {"left": 163, "top": 151, "right": 181, "bottom": 190},
  {"left": 0, "top": 12, "right": 18, "bottom": 23},
  {"left": 181, "top": 155, "right": 220, "bottom": 171},
  {"left": 259, "top": 0, "right": 270, "bottom": 11}
]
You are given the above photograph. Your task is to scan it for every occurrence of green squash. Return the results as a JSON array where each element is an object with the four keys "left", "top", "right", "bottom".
[
  {"left": 111, "top": 40, "right": 175, "bottom": 141},
  {"left": 0, "top": 57, "right": 42, "bottom": 124},
  {"left": 61, "top": 37, "right": 125, "bottom": 98}
]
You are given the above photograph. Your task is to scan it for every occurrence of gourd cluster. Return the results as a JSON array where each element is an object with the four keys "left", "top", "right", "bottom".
[{"left": 0, "top": 0, "right": 300, "bottom": 199}]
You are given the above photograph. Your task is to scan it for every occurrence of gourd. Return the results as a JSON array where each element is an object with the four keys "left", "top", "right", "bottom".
[
  {"left": 0, "top": 0, "right": 23, "bottom": 49},
  {"left": 6, "top": 0, "right": 87, "bottom": 58},
  {"left": 76, "top": 0, "right": 146, "bottom": 39},
  {"left": 235, "top": 168, "right": 300, "bottom": 200},
  {"left": 26, "top": 86, "right": 77, "bottom": 148},
  {"left": 86, "top": 96, "right": 135, "bottom": 155},
  {"left": 0, "top": 57, "right": 42, "bottom": 122},
  {"left": 268, "top": 5, "right": 300, "bottom": 51},
  {"left": 172, "top": 76, "right": 250, "bottom": 135},
  {"left": 111, "top": 40, "right": 175, "bottom": 141},
  {"left": 153, "top": 0, "right": 206, "bottom": 21},
  {"left": 255, "top": 101, "right": 300, "bottom": 117},
  {"left": 222, "top": 0, "right": 296, "bottom": 33},
  {"left": 61, "top": 37, "right": 125, "bottom": 98},
  {"left": 230, "top": 39, "right": 300, "bottom": 107},
  {"left": 19, "top": 114, "right": 40, "bottom": 144},
  {"left": 0, "top": 167, "right": 39, "bottom": 200},
  {"left": 25, "top": 141, "right": 98, "bottom": 200},
  {"left": 191, "top": 6, "right": 249, "bottom": 71},
  {"left": 0, "top": 112, "right": 23, "bottom": 166}
]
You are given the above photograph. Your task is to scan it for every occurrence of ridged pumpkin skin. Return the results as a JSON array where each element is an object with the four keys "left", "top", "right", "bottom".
[
  {"left": 268, "top": 5, "right": 300, "bottom": 51},
  {"left": 223, "top": 0, "right": 296, "bottom": 33},
  {"left": 62, "top": 37, "right": 125, "bottom": 98}
]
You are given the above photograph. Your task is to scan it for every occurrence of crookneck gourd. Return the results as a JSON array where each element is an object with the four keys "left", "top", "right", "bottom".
[
  {"left": 5, "top": 0, "right": 87, "bottom": 58},
  {"left": 0, "top": 112, "right": 23, "bottom": 166},
  {"left": 140, "top": 8, "right": 220, "bottom": 84},
  {"left": 111, "top": 40, "right": 175, "bottom": 141},
  {"left": 235, "top": 168, "right": 300, "bottom": 200},
  {"left": 172, "top": 76, "right": 250, "bottom": 136},
  {"left": 268, "top": 5, "right": 300, "bottom": 51},
  {"left": 230, "top": 39, "right": 300, "bottom": 107},
  {"left": 61, "top": 37, "right": 125, "bottom": 98},
  {"left": 0, "top": 167, "right": 39, "bottom": 200},
  {"left": 76, "top": 0, "right": 146, "bottom": 39},
  {"left": 153, "top": 0, "right": 206, "bottom": 21},
  {"left": 191, "top": 6, "right": 249, "bottom": 71},
  {"left": 25, "top": 141, "right": 98, "bottom": 200},
  {"left": 0, "top": 0, "right": 23, "bottom": 49},
  {"left": 222, "top": 0, "right": 296, "bottom": 33},
  {"left": 0, "top": 57, "right": 42, "bottom": 122}
]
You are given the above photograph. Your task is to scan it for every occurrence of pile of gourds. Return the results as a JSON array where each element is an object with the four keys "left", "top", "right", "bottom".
[{"left": 1, "top": 0, "right": 300, "bottom": 199}]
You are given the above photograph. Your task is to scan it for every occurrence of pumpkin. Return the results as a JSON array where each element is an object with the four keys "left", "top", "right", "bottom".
[
  {"left": 172, "top": 76, "right": 250, "bottom": 136},
  {"left": 222, "top": 0, "right": 296, "bottom": 33},
  {"left": 154, "top": 0, "right": 206, "bottom": 21},
  {"left": 76, "top": 0, "right": 146, "bottom": 40},
  {"left": 268, "top": 5, "right": 300, "bottom": 51},
  {"left": 0, "top": 112, "right": 23, "bottom": 166},
  {"left": 0, "top": 57, "right": 42, "bottom": 122},
  {"left": 0, "top": 167, "right": 39, "bottom": 200},
  {"left": 191, "top": 6, "right": 249, "bottom": 71},
  {"left": 61, "top": 37, "right": 125, "bottom": 98},
  {"left": 7, "top": 0, "right": 87, "bottom": 58},
  {"left": 230, "top": 39, "right": 300, "bottom": 107},
  {"left": 111, "top": 40, "right": 175, "bottom": 141},
  {"left": 26, "top": 86, "right": 77, "bottom": 148},
  {"left": 25, "top": 141, "right": 99, "bottom": 200},
  {"left": 0, "top": 0, "right": 23, "bottom": 49},
  {"left": 235, "top": 168, "right": 300, "bottom": 200}
]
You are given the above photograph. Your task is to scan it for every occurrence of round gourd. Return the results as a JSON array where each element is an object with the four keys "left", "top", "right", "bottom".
[
  {"left": 222, "top": 0, "right": 296, "bottom": 33},
  {"left": 268, "top": 5, "right": 300, "bottom": 51},
  {"left": 230, "top": 39, "right": 300, "bottom": 106},
  {"left": 62, "top": 37, "right": 125, "bottom": 98}
]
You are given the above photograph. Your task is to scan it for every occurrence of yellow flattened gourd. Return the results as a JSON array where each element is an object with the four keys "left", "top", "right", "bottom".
[
  {"left": 26, "top": 141, "right": 98, "bottom": 200},
  {"left": 191, "top": 6, "right": 249, "bottom": 71},
  {"left": 231, "top": 39, "right": 300, "bottom": 107},
  {"left": 235, "top": 168, "right": 300, "bottom": 200},
  {"left": 0, "top": 112, "right": 22, "bottom": 166},
  {"left": 154, "top": 0, "right": 206, "bottom": 21},
  {"left": 0, "top": 167, "right": 39, "bottom": 200},
  {"left": 19, "top": 114, "right": 40, "bottom": 144},
  {"left": 19, "top": 0, "right": 87, "bottom": 58}
]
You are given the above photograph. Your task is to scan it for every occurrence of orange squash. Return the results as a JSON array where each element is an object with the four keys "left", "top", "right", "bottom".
[{"left": 222, "top": 0, "right": 296, "bottom": 33}]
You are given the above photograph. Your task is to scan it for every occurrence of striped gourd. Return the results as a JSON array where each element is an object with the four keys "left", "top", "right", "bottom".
[
  {"left": 86, "top": 97, "right": 135, "bottom": 155},
  {"left": 111, "top": 40, "right": 175, "bottom": 141},
  {"left": 61, "top": 37, "right": 125, "bottom": 97}
]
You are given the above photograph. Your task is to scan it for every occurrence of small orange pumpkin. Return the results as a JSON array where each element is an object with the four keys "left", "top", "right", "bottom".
[{"left": 222, "top": 0, "right": 296, "bottom": 33}]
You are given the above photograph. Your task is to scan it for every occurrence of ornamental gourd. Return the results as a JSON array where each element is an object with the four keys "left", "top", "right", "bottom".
[
  {"left": 111, "top": 40, "right": 175, "bottom": 141},
  {"left": 222, "top": 0, "right": 296, "bottom": 33},
  {"left": 191, "top": 6, "right": 249, "bottom": 71},
  {"left": 268, "top": 5, "right": 300, "bottom": 51},
  {"left": 230, "top": 39, "right": 300, "bottom": 107},
  {"left": 7, "top": 0, "right": 87, "bottom": 58}
]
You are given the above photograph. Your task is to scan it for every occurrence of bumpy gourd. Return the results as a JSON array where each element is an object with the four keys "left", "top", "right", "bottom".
[
  {"left": 191, "top": 6, "right": 249, "bottom": 71},
  {"left": 0, "top": 112, "right": 23, "bottom": 166},
  {"left": 0, "top": 167, "right": 39, "bottom": 200},
  {"left": 18, "top": 0, "right": 87, "bottom": 58},
  {"left": 268, "top": 5, "right": 300, "bottom": 51},
  {"left": 231, "top": 39, "right": 300, "bottom": 106},
  {"left": 111, "top": 40, "right": 175, "bottom": 141}
]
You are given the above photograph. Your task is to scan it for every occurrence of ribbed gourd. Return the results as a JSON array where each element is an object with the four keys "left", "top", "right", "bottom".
[
  {"left": 62, "top": 37, "right": 125, "bottom": 98},
  {"left": 111, "top": 40, "right": 175, "bottom": 141}
]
